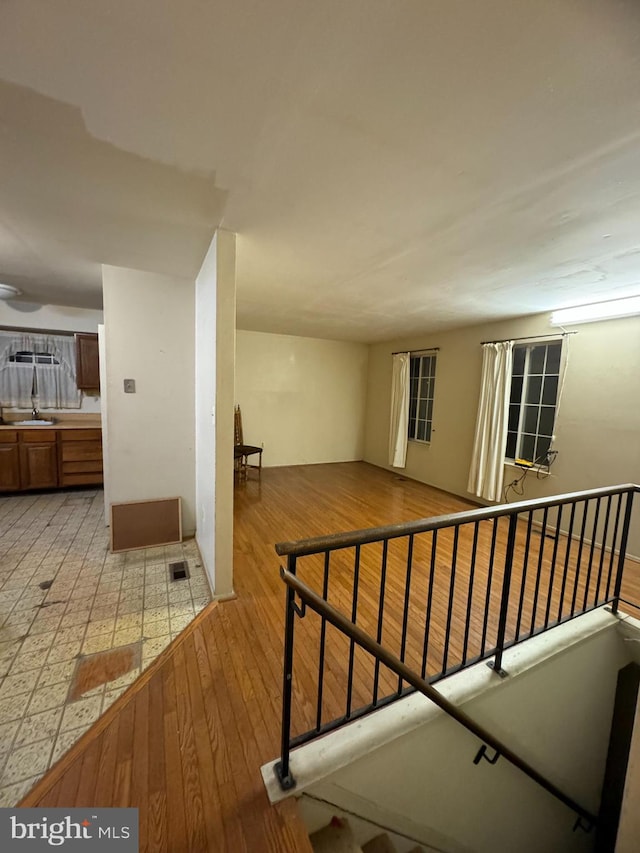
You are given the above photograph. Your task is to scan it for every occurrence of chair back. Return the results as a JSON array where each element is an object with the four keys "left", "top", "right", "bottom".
[{"left": 234, "top": 404, "right": 244, "bottom": 447}]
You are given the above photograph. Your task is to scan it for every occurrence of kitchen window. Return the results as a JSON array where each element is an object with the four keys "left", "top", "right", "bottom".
[
  {"left": 408, "top": 352, "right": 437, "bottom": 442},
  {"left": 506, "top": 340, "right": 562, "bottom": 464}
]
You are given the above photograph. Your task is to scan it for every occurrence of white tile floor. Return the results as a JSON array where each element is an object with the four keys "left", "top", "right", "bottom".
[{"left": 0, "top": 489, "right": 211, "bottom": 805}]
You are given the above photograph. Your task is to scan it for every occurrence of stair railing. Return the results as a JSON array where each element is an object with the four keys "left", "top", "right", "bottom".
[{"left": 274, "top": 484, "right": 640, "bottom": 826}]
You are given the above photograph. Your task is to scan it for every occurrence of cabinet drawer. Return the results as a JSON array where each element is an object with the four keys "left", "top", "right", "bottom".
[
  {"left": 62, "top": 460, "right": 103, "bottom": 474},
  {"left": 61, "top": 440, "right": 103, "bottom": 462},
  {"left": 21, "top": 430, "right": 57, "bottom": 443},
  {"left": 59, "top": 429, "right": 102, "bottom": 442},
  {"left": 60, "top": 472, "right": 104, "bottom": 487},
  {"left": 0, "top": 431, "right": 18, "bottom": 443}
]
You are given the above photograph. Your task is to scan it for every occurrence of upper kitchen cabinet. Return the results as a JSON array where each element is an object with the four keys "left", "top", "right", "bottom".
[{"left": 75, "top": 333, "right": 100, "bottom": 390}]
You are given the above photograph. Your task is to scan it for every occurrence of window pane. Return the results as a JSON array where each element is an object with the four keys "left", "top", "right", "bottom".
[
  {"left": 538, "top": 406, "right": 555, "bottom": 437},
  {"left": 542, "top": 375, "right": 558, "bottom": 406},
  {"left": 425, "top": 423, "right": 432, "bottom": 442},
  {"left": 506, "top": 432, "right": 517, "bottom": 459},
  {"left": 508, "top": 404, "right": 520, "bottom": 432},
  {"left": 427, "top": 399, "right": 433, "bottom": 422},
  {"left": 535, "top": 435, "right": 552, "bottom": 463},
  {"left": 409, "top": 399, "right": 417, "bottom": 420},
  {"left": 521, "top": 434, "right": 536, "bottom": 462},
  {"left": 419, "top": 376, "right": 430, "bottom": 399},
  {"left": 408, "top": 418, "right": 416, "bottom": 438},
  {"left": 523, "top": 405, "right": 539, "bottom": 434},
  {"left": 512, "top": 347, "right": 526, "bottom": 375},
  {"left": 418, "top": 399, "right": 427, "bottom": 420},
  {"left": 417, "top": 421, "right": 426, "bottom": 441},
  {"left": 410, "top": 357, "right": 419, "bottom": 377},
  {"left": 510, "top": 376, "right": 523, "bottom": 404},
  {"left": 526, "top": 375, "right": 542, "bottom": 405},
  {"left": 429, "top": 357, "right": 436, "bottom": 377},
  {"left": 546, "top": 343, "right": 562, "bottom": 374},
  {"left": 411, "top": 376, "right": 419, "bottom": 399},
  {"left": 529, "top": 346, "right": 546, "bottom": 374}
]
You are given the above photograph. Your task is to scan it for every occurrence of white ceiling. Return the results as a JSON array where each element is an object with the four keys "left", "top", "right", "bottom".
[{"left": 1, "top": 0, "right": 640, "bottom": 341}]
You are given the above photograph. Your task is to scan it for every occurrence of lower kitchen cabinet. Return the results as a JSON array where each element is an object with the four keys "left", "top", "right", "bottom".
[{"left": 0, "top": 428, "right": 102, "bottom": 492}]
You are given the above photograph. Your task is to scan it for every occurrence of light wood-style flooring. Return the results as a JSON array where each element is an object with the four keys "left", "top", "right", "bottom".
[{"left": 19, "top": 463, "right": 640, "bottom": 851}]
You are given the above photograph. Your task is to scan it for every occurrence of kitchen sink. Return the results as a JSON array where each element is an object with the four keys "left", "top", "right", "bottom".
[{"left": 13, "top": 419, "right": 57, "bottom": 426}]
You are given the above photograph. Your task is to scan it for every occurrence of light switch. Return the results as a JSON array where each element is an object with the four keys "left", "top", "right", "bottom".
[{"left": 124, "top": 379, "right": 136, "bottom": 393}]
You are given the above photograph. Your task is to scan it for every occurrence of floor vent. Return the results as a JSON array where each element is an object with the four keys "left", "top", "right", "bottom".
[{"left": 169, "top": 560, "right": 190, "bottom": 582}]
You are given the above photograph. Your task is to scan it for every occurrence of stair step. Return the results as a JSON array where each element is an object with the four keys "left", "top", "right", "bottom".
[
  {"left": 310, "top": 817, "right": 363, "bottom": 853},
  {"left": 362, "top": 834, "right": 396, "bottom": 853}
]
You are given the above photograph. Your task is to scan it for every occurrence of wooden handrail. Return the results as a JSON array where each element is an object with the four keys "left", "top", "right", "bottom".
[
  {"left": 280, "top": 566, "right": 598, "bottom": 826},
  {"left": 275, "top": 484, "right": 639, "bottom": 557}
]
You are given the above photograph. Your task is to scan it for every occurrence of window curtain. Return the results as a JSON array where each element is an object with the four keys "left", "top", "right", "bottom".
[
  {"left": 0, "top": 332, "right": 81, "bottom": 409},
  {"left": 467, "top": 341, "right": 514, "bottom": 501},
  {"left": 388, "top": 352, "right": 410, "bottom": 468}
]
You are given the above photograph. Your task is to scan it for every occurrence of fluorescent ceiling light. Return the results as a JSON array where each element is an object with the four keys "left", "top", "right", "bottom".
[
  {"left": 550, "top": 295, "right": 640, "bottom": 326},
  {"left": 0, "top": 283, "right": 22, "bottom": 300}
]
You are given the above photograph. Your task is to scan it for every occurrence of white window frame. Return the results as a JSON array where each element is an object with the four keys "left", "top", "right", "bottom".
[
  {"left": 506, "top": 339, "right": 562, "bottom": 465},
  {"left": 408, "top": 352, "right": 437, "bottom": 444}
]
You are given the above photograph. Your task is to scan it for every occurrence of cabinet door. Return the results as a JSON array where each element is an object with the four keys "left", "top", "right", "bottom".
[
  {"left": 20, "top": 442, "right": 58, "bottom": 489},
  {"left": 0, "top": 444, "right": 21, "bottom": 491},
  {"left": 75, "top": 333, "right": 100, "bottom": 390}
]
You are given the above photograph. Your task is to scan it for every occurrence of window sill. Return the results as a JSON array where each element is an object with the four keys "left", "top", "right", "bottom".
[
  {"left": 409, "top": 438, "right": 432, "bottom": 446},
  {"left": 504, "top": 459, "right": 554, "bottom": 476}
]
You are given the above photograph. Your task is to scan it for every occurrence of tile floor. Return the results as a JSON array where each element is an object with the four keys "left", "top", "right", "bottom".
[{"left": 0, "top": 489, "right": 211, "bottom": 805}]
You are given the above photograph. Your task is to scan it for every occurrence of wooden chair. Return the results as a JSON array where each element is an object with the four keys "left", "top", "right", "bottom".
[{"left": 234, "top": 404, "right": 262, "bottom": 480}]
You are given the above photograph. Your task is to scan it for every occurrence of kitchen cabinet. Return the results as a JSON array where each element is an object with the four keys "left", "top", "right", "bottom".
[
  {"left": 19, "top": 432, "right": 58, "bottom": 489},
  {"left": 75, "top": 333, "right": 100, "bottom": 390},
  {"left": 0, "top": 433, "right": 20, "bottom": 491},
  {"left": 59, "top": 429, "right": 103, "bottom": 487},
  {"left": 0, "top": 427, "right": 102, "bottom": 492}
]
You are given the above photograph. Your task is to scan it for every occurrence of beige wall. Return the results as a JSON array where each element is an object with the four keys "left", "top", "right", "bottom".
[
  {"left": 364, "top": 312, "right": 640, "bottom": 554},
  {"left": 235, "top": 330, "right": 369, "bottom": 467},
  {"left": 102, "top": 265, "right": 196, "bottom": 534}
]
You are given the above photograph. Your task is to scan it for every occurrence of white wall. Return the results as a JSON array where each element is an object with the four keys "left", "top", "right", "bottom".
[
  {"left": 295, "top": 614, "right": 632, "bottom": 853},
  {"left": 102, "top": 265, "right": 196, "bottom": 534},
  {"left": 364, "top": 312, "right": 640, "bottom": 555},
  {"left": 194, "top": 230, "right": 236, "bottom": 596},
  {"left": 235, "top": 330, "right": 369, "bottom": 467},
  {"left": 0, "top": 300, "right": 104, "bottom": 413}
]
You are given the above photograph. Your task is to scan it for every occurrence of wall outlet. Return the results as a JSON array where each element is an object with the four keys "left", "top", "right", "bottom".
[{"left": 124, "top": 379, "right": 136, "bottom": 393}]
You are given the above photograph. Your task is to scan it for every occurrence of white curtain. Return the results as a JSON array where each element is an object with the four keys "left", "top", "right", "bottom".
[
  {"left": 467, "top": 341, "right": 513, "bottom": 501},
  {"left": 0, "top": 332, "right": 81, "bottom": 409},
  {"left": 388, "top": 352, "right": 410, "bottom": 468}
]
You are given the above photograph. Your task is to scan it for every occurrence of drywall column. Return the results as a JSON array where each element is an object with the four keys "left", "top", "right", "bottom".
[
  {"left": 214, "top": 230, "right": 236, "bottom": 597},
  {"left": 102, "top": 265, "right": 196, "bottom": 534}
]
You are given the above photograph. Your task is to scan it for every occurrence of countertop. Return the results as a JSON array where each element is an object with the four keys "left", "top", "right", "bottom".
[{"left": 0, "top": 416, "right": 102, "bottom": 431}]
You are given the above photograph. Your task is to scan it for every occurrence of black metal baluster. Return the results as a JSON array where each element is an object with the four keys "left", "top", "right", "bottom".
[
  {"left": 557, "top": 502, "right": 576, "bottom": 622},
  {"left": 515, "top": 512, "right": 533, "bottom": 642},
  {"left": 605, "top": 495, "right": 623, "bottom": 602},
  {"left": 462, "top": 522, "right": 480, "bottom": 665},
  {"left": 529, "top": 508, "right": 549, "bottom": 635},
  {"left": 345, "top": 545, "right": 361, "bottom": 719},
  {"left": 582, "top": 498, "right": 601, "bottom": 611},
  {"left": 611, "top": 491, "right": 635, "bottom": 615},
  {"left": 544, "top": 506, "right": 563, "bottom": 629},
  {"left": 372, "top": 540, "right": 389, "bottom": 707},
  {"left": 315, "top": 551, "right": 331, "bottom": 732},
  {"left": 570, "top": 500, "right": 589, "bottom": 617},
  {"left": 398, "top": 535, "right": 415, "bottom": 694},
  {"left": 593, "top": 496, "right": 612, "bottom": 606},
  {"left": 442, "top": 526, "right": 460, "bottom": 674},
  {"left": 481, "top": 518, "right": 499, "bottom": 657},
  {"left": 420, "top": 530, "right": 438, "bottom": 679},
  {"left": 491, "top": 514, "right": 518, "bottom": 675},
  {"left": 275, "top": 554, "right": 297, "bottom": 790}
]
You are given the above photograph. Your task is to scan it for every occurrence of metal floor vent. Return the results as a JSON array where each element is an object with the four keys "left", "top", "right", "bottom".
[{"left": 169, "top": 560, "right": 190, "bottom": 582}]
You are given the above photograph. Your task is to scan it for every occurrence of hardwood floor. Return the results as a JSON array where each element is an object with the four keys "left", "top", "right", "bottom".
[{"left": 19, "top": 463, "right": 640, "bottom": 852}]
